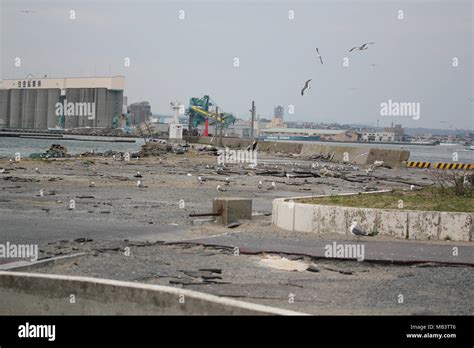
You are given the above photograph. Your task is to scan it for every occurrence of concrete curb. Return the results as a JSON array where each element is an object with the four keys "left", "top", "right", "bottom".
[
  {"left": 272, "top": 192, "right": 473, "bottom": 242},
  {"left": 0, "top": 271, "right": 307, "bottom": 315},
  {"left": 0, "top": 253, "right": 87, "bottom": 271}
]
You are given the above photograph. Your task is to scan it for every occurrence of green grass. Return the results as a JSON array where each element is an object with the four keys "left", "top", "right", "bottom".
[{"left": 296, "top": 187, "right": 474, "bottom": 213}]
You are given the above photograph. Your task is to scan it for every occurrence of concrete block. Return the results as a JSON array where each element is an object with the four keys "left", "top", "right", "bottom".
[
  {"left": 213, "top": 197, "right": 252, "bottom": 225},
  {"left": 377, "top": 210, "right": 408, "bottom": 239},
  {"left": 317, "top": 205, "right": 346, "bottom": 235},
  {"left": 294, "top": 203, "right": 318, "bottom": 233},
  {"left": 471, "top": 215, "right": 474, "bottom": 242},
  {"left": 408, "top": 211, "right": 440, "bottom": 240},
  {"left": 439, "top": 213, "right": 472, "bottom": 242},
  {"left": 0, "top": 272, "right": 305, "bottom": 315},
  {"left": 344, "top": 207, "right": 378, "bottom": 235},
  {"left": 276, "top": 201, "right": 295, "bottom": 231}
]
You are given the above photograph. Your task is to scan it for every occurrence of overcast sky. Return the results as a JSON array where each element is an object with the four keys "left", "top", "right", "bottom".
[{"left": 1, "top": 0, "right": 473, "bottom": 130}]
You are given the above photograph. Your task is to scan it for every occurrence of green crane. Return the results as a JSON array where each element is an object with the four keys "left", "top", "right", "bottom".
[{"left": 186, "top": 95, "right": 236, "bottom": 135}]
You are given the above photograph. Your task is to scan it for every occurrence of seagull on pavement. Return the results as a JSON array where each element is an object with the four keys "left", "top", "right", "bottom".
[
  {"left": 350, "top": 221, "right": 370, "bottom": 240},
  {"left": 463, "top": 174, "right": 472, "bottom": 190}
]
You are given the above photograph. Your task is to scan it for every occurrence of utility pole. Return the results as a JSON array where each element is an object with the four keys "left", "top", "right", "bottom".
[
  {"left": 215, "top": 106, "right": 223, "bottom": 147},
  {"left": 250, "top": 101, "right": 255, "bottom": 144}
]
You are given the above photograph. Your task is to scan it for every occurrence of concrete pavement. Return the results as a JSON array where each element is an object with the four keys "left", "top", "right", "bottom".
[{"left": 176, "top": 233, "right": 474, "bottom": 265}]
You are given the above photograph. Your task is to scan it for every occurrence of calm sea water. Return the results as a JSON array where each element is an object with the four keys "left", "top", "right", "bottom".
[
  {"left": 0, "top": 137, "right": 145, "bottom": 158},
  {"left": 0, "top": 137, "right": 473, "bottom": 163}
]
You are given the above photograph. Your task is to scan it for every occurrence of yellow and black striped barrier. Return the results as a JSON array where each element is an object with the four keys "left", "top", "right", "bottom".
[
  {"left": 434, "top": 162, "right": 474, "bottom": 170},
  {"left": 406, "top": 161, "right": 431, "bottom": 168},
  {"left": 406, "top": 161, "right": 474, "bottom": 170}
]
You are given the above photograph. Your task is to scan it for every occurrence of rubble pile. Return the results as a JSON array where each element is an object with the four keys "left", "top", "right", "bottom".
[
  {"left": 30, "top": 144, "right": 68, "bottom": 158},
  {"left": 139, "top": 142, "right": 173, "bottom": 157}
]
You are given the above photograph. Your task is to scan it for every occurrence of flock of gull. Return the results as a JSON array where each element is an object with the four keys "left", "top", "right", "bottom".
[{"left": 301, "top": 43, "right": 376, "bottom": 96}]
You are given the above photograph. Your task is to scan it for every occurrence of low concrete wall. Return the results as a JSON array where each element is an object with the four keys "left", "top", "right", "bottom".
[
  {"left": 272, "top": 194, "right": 473, "bottom": 242},
  {"left": 0, "top": 272, "right": 305, "bottom": 315},
  {"left": 300, "top": 143, "right": 409, "bottom": 168},
  {"left": 257, "top": 141, "right": 303, "bottom": 154},
  {"left": 187, "top": 137, "right": 409, "bottom": 167},
  {"left": 192, "top": 136, "right": 252, "bottom": 149}
]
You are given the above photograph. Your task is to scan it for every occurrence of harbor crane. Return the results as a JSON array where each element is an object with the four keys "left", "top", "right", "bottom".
[{"left": 186, "top": 95, "right": 236, "bottom": 136}]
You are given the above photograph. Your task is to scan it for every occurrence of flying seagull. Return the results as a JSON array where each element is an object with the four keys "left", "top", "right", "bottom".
[
  {"left": 349, "top": 43, "right": 375, "bottom": 52},
  {"left": 315, "top": 48, "right": 323, "bottom": 64},
  {"left": 20, "top": 10, "right": 36, "bottom": 14},
  {"left": 301, "top": 79, "right": 312, "bottom": 96}
]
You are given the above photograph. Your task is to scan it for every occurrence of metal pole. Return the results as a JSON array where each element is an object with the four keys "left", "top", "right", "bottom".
[
  {"left": 215, "top": 106, "right": 222, "bottom": 146},
  {"left": 250, "top": 101, "right": 255, "bottom": 144}
]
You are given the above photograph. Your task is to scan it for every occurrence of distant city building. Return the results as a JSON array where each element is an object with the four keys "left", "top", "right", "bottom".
[
  {"left": 224, "top": 123, "right": 251, "bottom": 138},
  {"left": 361, "top": 132, "right": 396, "bottom": 142},
  {"left": 321, "top": 130, "right": 360, "bottom": 142},
  {"left": 268, "top": 105, "right": 286, "bottom": 128},
  {"left": 274, "top": 106, "right": 284, "bottom": 119},
  {"left": 383, "top": 123, "right": 405, "bottom": 141},
  {"left": 130, "top": 101, "right": 152, "bottom": 125},
  {"left": 261, "top": 128, "right": 347, "bottom": 137},
  {"left": 0, "top": 76, "right": 125, "bottom": 129}
]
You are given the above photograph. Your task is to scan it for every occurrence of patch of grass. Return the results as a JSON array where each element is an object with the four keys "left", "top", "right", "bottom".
[{"left": 296, "top": 187, "right": 474, "bottom": 213}]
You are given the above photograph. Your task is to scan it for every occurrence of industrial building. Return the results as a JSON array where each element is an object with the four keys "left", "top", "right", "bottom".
[
  {"left": 383, "top": 123, "right": 406, "bottom": 142},
  {"left": 0, "top": 76, "right": 125, "bottom": 130},
  {"left": 360, "top": 132, "right": 397, "bottom": 142},
  {"left": 129, "top": 101, "right": 152, "bottom": 125}
]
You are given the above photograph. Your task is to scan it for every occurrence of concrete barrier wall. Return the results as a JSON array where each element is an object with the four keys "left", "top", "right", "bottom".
[
  {"left": 256, "top": 141, "right": 303, "bottom": 154},
  {"left": 366, "top": 148, "right": 410, "bottom": 168},
  {"left": 187, "top": 138, "right": 410, "bottom": 167},
  {"left": 272, "top": 195, "right": 473, "bottom": 242},
  {"left": 0, "top": 272, "right": 304, "bottom": 315},
  {"left": 300, "top": 144, "right": 410, "bottom": 167}
]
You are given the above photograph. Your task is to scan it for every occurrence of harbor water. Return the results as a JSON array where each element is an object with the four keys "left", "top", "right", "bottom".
[{"left": 0, "top": 137, "right": 473, "bottom": 163}]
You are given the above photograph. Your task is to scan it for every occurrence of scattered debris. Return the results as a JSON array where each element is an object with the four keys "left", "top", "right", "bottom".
[{"left": 306, "top": 264, "right": 320, "bottom": 273}]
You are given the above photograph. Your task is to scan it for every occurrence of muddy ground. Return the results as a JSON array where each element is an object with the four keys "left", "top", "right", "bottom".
[{"left": 0, "top": 149, "right": 472, "bottom": 314}]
